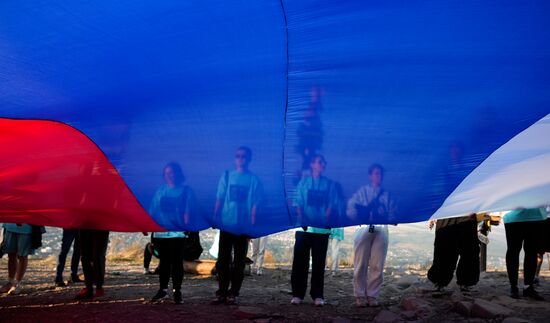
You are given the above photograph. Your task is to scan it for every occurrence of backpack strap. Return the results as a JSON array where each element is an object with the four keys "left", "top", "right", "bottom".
[{"left": 223, "top": 170, "right": 229, "bottom": 199}]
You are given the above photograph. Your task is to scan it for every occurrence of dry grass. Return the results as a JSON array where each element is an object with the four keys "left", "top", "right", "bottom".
[
  {"left": 106, "top": 240, "right": 143, "bottom": 263},
  {"left": 263, "top": 250, "right": 275, "bottom": 264}
]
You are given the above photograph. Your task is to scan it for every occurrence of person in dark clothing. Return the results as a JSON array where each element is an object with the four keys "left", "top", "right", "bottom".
[
  {"left": 427, "top": 142, "right": 480, "bottom": 293},
  {"left": 148, "top": 162, "right": 196, "bottom": 304},
  {"left": 55, "top": 229, "right": 82, "bottom": 286},
  {"left": 151, "top": 233, "right": 186, "bottom": 304},
  {"left": 427, "top": 215, "right": 480, "bottom": 292},
  {"left": 503, "top": 208, "right": 546, "bottom": 300},
  {"left": 211, "top": 146, "right": 263, "bottom": 305},
  {"left": 215, "top": 231, "right": 249, "bottom": 303},
  {"left": 74, "top": 229, "right": 109, "bottom": 300},
  {"left": 534, "top": 213, "right": 550, "bottom": 284},
  {"left": 290, "top": 155, "right": 338, "bottom": 307},
  {"left": 294, "top": 86, "right": 324, "bottom": 185},
  {"left": 291, "top": 231, "right": 330, "bottom": 306}
]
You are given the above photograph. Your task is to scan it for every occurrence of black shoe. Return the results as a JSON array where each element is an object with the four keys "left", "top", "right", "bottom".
[
  {"left": 75, "top": 287, "right": 94, "bottom": 300},
  {"left": 434, "top": 284, "right": 445, "bottom": 292},
  {"left": 226, "top": 295, "right": 238, "bottom": 305},
  {"left": 151, "top": 289, "right": 169, "bottom": 302},
  {"left": 173, "top": 290, "right": 183, "bottom": 304},
  {"left": 523, "top": 286, "right": 544, "bottom": 301},
  {"left": 210, "top": 296, "right": 226, "bottom": 305},
  {"left": 533, "top": 277, "right": 540, "bottom": 285},
  {"left": 510, "top": 286, "right": 520, "bottom": 299},
  {"left": 71, "top": 275, "right": 83, "bottom": 283},
  {"left": 432, "top": 285, "right": 452, "bottom": 298},
  {"left": 460, "top": 285, "right": 475, "bottom": 293},
  {"left": 55, "top": 280, "right": 66, "bottom": 287}
]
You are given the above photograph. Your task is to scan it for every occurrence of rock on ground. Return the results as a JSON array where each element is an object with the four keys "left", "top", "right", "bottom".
[
  {"left": 374, "top": 310, "right": 402, "bottom": 323},
  {"left": 470, "top": 299, "right": 515, "bottom": 319}
]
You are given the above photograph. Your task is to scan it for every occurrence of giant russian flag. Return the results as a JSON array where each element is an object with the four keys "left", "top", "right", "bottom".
[{"left": 1, "top": 0, "right": 549, "bottom": 236}]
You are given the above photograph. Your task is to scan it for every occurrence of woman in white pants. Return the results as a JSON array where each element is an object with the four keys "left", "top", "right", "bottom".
[
  {"left": 353, "top": 225, "right": 388, "bottom": 307},
  {"left": 347, "top": 164, "right": 396, "bottom": 307}
]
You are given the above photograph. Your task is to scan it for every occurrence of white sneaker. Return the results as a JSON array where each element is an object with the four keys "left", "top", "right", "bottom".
[
  {"left": 290, "top": 297, "right": 302, "bottom": 305},
  {"left": 314, "top": 298, "right": 325, "bottom": 307},
  {"left": 256, "top": 268, "right": 263, "bottom": 276}
]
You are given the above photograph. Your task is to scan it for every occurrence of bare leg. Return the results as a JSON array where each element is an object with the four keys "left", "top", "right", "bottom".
[
  {"left": 15, "top": 256, "right": 28, "bottom": 282},
  {"left": 535, "top": 253, "right": 543, "bottom": 279},
  {"left": 7, "top": 253, "right": 17, "bottom": 281}
]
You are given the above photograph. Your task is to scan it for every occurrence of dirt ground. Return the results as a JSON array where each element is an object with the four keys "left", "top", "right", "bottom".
[{"left": 1, "top": 256, "right": 550, "bottom": 323}]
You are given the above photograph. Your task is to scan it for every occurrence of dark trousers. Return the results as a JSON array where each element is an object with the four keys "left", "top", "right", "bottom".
[
  {"left": 427, "top": 220, "right": 480, "bottom": 287},
  {"left": 291, "top": 231, "right": 329, "bottom": 299},
  {"left": 55, "top": 229, "right": 81, "bottom": 282},
  {"left": 216, "top": 231, "right": 248, "bottom": 297},
  {"left": 144, "top": 238, "right": 160, "bottom": 269},
  {"left": 156, "top": 238, "right": 185, "bottom": 290},
  {"left": 505, "top": 221, "right": 543, "bottom": 287},
  {"left": 144, "top": 243, "right": 153, "bottom": 269},
  {"left": 80, "top": 229, "right": 109, "bottom": 289}
]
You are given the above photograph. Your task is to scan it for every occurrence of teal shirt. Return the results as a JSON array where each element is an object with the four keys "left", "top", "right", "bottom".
[
  {"left": 294, "top": 176, "right": 337, "bottom": 234},
  {"left": 503, "top": 208, "right": 547, "bottom": 224},
  {"left": 149, "top": 184, "right": 195, "bottom": 231},
  {"left": 216, "top": 170, "right": 263, "bottom": 226},
  {"left": 3, "top": 223, "right": 32, "bottom": 234},
  {"left": 302, "top": 226, "right": 332, "bottom": 234},
  {"left": 330, "top": 227, "right": 345, "bottom": 241},
  {"left": 153, "top": 231, "right": 187, "bottom": 239}
]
